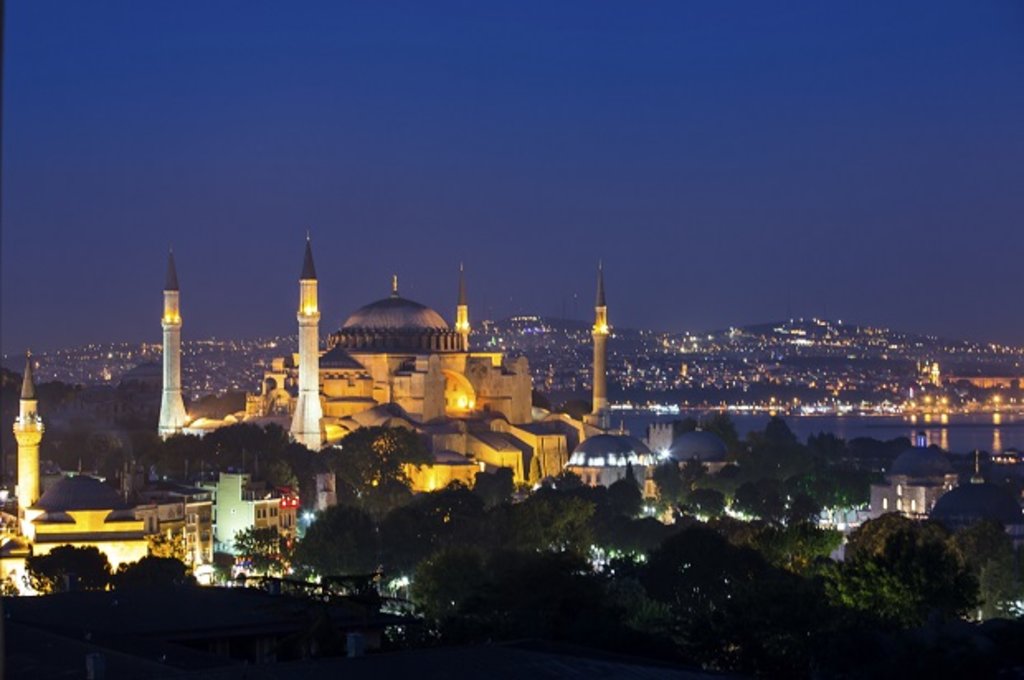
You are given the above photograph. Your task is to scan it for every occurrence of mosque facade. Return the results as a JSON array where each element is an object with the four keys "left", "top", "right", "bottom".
[{"left": 160, "top": 238, "right": 624, "bottom": 491}]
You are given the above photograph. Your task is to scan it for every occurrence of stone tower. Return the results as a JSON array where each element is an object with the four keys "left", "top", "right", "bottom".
[
  {"left": 290, "top": 235, "right": 323, "bottom": 450},
  {"left": 586, "top": 262, "right": 610, "bottom": 430},
  {"left": 158, "top": 250, "right": 189, "bottom": 438},
  {"left": 455, "top": 263, "right": 470, "bottom": 351},
  {"left": 13, "top": 353, "right": 43, "bottom": 513}
]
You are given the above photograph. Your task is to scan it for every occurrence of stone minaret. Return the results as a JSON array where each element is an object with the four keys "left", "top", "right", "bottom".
[
  {"left": 13, "top": 353, "right": 43, "bottom": 513},
  {"left": 290, "top": 236, "right": 323, "bottom": 450},
  {"left": 588, "top": 262, "right": 610, "bottom": 430},
  {"left": 158, "top": 251, "right": 188, "bottom": 438},
  {"left": 455, "top": 263, "right": 470, "bottom": 351}
]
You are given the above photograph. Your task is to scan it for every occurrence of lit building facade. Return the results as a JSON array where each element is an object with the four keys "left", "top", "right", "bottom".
[
  {"left": 869, "top": 433, "right": 958, "bottom": 518},
  {"left": 136, "top": 483, "right": 215, "bottom": 568},
  {"left": 201, "top": 473, "right": 298, "bottom": 554}
]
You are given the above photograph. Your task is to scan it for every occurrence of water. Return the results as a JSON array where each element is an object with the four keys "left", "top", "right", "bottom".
[{"left": 617, "top": 411, "right": 1024, "bottom": 455}]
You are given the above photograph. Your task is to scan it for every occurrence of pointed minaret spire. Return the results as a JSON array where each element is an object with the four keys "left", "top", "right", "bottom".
[
  {"left": 391, "top": 274, "right": 400, "bottom": 297},
  {"left": 455, "top": 263, "right": 470, "bottom": 351},
  {"left": 291, "top": 235, "right": 323, "bottom": 449},
  {"left": 301, "top": 233, "right": 317, "bottom": 280},
  {"left": 165, "top": 249, "right": 180, "bottom": 291},
  {"left": 458, "top": 263, "right": 467, "bottom": 306},
  {"left": 21, "top": 352, "right": 36, "bottom": 400},
  {"left": 159, "top": 251, "right": 188, "bottom": 438},
  {"left": 587, "top": 261, "right": 611, "bottom": 430},
  {"left": 971, "top": 450, "right": 984, "bottom": 484},
  {"left": 14, "top": 349, "right": 43, "bottom": 516}
]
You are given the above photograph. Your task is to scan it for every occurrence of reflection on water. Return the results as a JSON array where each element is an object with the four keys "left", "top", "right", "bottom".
[{"left": 620, "top": 412, "right": 1024, "bottom": 455}]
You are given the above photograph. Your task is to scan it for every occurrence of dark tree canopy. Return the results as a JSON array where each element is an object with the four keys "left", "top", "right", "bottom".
[
  {"left": 26, "top": 545, "right": 112, "bottom": 594},
  {"left": 294, "top": 504, "right": 379, "bottom": 578},
  {"left": 113, "top": 555, "right": 195, "bottom": 589}
]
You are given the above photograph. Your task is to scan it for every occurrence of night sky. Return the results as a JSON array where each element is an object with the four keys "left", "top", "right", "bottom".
[{"left": 3, "top": 1, "right": 1023, "bottom": 354}]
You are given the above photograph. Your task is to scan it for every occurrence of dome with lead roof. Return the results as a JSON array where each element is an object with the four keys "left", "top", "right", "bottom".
[
  {"left": 342, "top": 296, "right": 449, "bottom": 331},
  {"left": 889, "top": 446, "right": 953, "bottom": 479},
  {"left": 931, "top": 482, "right": 1023, "bottom": 529},
  {"left": 669, "top": 430, "right": 728, "bottom": 462},
  {"left": 34, "top": 475, "right": 129, "bottom": 512}
]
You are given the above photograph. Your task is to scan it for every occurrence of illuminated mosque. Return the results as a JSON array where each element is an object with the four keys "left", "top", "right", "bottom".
[
  {"left": 1, "top": 356, "right": 150, "bottom": 587},
  {"left": 159, "top": 239, "right": 656, "bottom": 491}
]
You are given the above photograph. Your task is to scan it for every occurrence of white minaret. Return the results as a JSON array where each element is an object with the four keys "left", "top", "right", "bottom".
[
  {"left": 13, "top": 352, "right": 43, "bottom": 515},
  {"left": 290, "top": 235, "right": 323, "bottom": 450},
  {"left": 158, "top": 250, "right": 188, "bottom": 438}
]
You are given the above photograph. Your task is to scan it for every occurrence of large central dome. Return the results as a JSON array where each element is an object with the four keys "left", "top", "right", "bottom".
[
  {"left": 329, "top": 279, "right": 464, "bottom": 354},
  {"left": 342, "top": 296, "right": 449, "bottom": 331}
]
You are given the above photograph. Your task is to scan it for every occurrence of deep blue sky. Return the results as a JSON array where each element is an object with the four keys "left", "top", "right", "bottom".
[{"left": 3, "top": 1, "right": 1023, "bottom": 354}]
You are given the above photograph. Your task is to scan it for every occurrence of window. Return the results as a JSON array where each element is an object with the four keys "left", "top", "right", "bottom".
[
  {"left": 910, "top": 499, "right": 917, "bottom": 512},
  {"left": 896, "top": 484, "right": 903, "bottom": 497},
  {"left": 882, "top": 497, "right": 889, "bottom": 510}
]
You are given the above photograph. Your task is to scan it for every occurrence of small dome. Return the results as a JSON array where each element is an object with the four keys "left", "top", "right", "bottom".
[
  {"left": 342, "top": 296, "right": 448, "bottom": 331},
  {"left": 34, "top": 475, "right": 128, "bottom": 512},
  {"left": 568, "top": 434, "right": 655, "bottom": 468},
  {"left": 889, "top": 446, "right": 953, "bottom": 479},
  {"left": 669, "top": 430, "right": 728, "bottom": 462},
  {"left": 931, "top": 483, "right": 1023, "bottom": 529}
]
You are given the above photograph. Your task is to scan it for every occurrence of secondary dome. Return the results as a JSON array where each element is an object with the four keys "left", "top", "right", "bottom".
[
  {"left": 931, "top": 483, "right": 1023, "bottom": 529},
  {"left": 568, "top": 434, "right": 656, "bottom": 468},
  {"left": 34, "top": 475, "right": 128, "bottom": 512},
  {"left": 670, "top": 430, "right": 728, "bottom": 462},
  {"left": 889, "top": 446, "right": 953, "bottom": 479},
  {"left": 342, "top": 296, "right": 448, "bottom": 331}
]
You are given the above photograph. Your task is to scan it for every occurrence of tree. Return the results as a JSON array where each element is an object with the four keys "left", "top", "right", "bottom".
[
  {"left": 233, "top": 526, "right": 293, "bottom": 577},
  {"left": 752, "top": 523, "right": 841, "bottom": 573},
  {"left": 643, "top": 525, "right": 769, "bottom": 620},
  {"left": 953, "top": 521, "right": 1021, "bottom": 619},
  {"left": 786, "top": 491, "right": 822, "bottom": 524},
  {"left": 293, "top": 504, "right": 378, "bottom": 577},
  {"left": 732, "top": 479, "right": 786, "bottom": 523},
  {"left": 381, "top": 484, "right": 487, "bottom": 575},
  {"left": 686, "top": 487, "right": 725, "bottom": 517},
  {"left": 680, "top": 458, "right": 707, "bottom": 487},
  {"left": 262, "top": 458, "right": 299, "bottom": 489},
  {"left": 26, "top": 545, "right": 111, "bottom": 594},
  {"left": 328, "top": 427, "right": 430, "bottom": 515},
  {"left": 113, "top": 556, "right": 195, "bottom": 589},
  {"left": 411, "top": 546, "right": 488, "bottom": 620},
  {"left": 473, "top": 468, "right": 514, "bottom": 509},
  {"left": 0, "top": 575, "right": 20, "bottom": 596},
  {"left": 606, "top": 468, "right": 642, "bottom": 518},
  {"left": 699, "top": 412, "right": 740, "bottom": 453},
  {"left": 671, "top": 417, "right": 698, "bottom": 439},
  {"left": 555, "top": 399, "right": 591, "bottom": 421},
  {"left": 548, "top": 469, "right": 584, "bottom": 491},
  {"left": 829, "top": 514, "right": 978, "bottom": 626},
  {"left": 652, "top": 462, "right": 686, "bottom": 507},
  {"left": 644, "top": 525, "right": 832, "bottom": 675},
  {"left": 500, "top": 491, "right": 595, "bottom": 557},
  {"left": 148, "top": 532, "right": 188, "bottom": 562}
]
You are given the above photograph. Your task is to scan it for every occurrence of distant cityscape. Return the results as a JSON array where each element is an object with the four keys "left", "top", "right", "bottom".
[{"left": 6, "top": 316, "right": 1022, "bottom": 416}]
